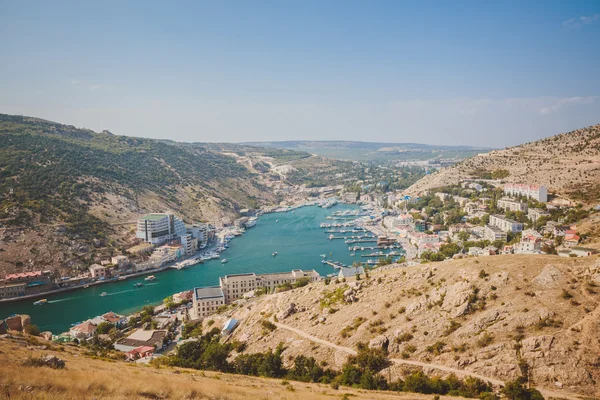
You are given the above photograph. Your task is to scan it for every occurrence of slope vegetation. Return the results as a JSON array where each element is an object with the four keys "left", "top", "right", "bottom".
[
  {"left": 407, "top": 124, "right": 600, "bottom": 202},
  {"left": 209, "top": 254, "right": 600, "bottom": 398}
]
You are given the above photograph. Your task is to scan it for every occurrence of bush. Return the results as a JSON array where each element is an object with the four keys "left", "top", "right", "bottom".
[{"left": 24, "top": 324, "right": 41, "bottom": 336}]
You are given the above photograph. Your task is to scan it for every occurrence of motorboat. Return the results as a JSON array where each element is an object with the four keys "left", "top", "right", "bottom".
[
  {"left": 100, "top": 292, "right": 107, "bottom": 297},
  {"left": 145, "top": 275, "right": 156, "bottom": 282},
  {"left": 134, "top": 282, "right": 144, "bottom": 288},
  {"left": 272, "top": 252, "right": 278, "bottom": 256},
  {"left": 33, "top": 299, "right": 48, "bottom": 306},
  {"left": 221, "top": 259, "right": 228, "bottom": 264},
  {"left": 320, "top": 254, "right": 327, "bottom": 258}
]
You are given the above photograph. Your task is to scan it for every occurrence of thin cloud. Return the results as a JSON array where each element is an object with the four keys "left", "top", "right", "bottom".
[
  {"left": 70, "top": 79, "right": 81, "bottom": 86},
  {"left": 87, "top": 84, "right": 115, "bottom": 91},
  {"left": 563, "top": 13, "right": 600, "bottom": 28},
  {"left": 539, "top": 96, "right": 598, "bottom": 115}
]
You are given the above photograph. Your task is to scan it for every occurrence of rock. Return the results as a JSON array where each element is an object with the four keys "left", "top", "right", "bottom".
[
  {"left": 41, "top": 355, "right": 65, "bottom": 369},
  {"left": 533, "top": 265, "right": 563, "bottom": 287},
  {"left": 368, "top": 335, "right": 389, "bottom": 351},
  {"left": 521, "top": 335, "right": 554, "bottom": 357},
  {"left": 317, "top": 316, "right": 327, "bottom": 324},
  {"left": 278, "top": 303, "right": 296, "bottom": 320},
  {"left": 40, "top": 331, "right": 53, "bottom": 341}
]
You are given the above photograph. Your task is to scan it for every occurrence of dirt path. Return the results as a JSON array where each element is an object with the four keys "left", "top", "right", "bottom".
[{"left": 273, "top": 320, "right": 583, "bottom": 400}]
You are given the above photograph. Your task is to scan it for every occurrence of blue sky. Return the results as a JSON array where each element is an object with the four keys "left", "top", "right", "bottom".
[{"left": 1, "top": 1, "right": 599, "bottom": 147}]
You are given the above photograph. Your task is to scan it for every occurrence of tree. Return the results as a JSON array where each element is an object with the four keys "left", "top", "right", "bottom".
[
  {"left": 96, "top": 321, "right": 114, "bottom": 334},
  {"left": 457, "top": 231, "right": 470, "bottom": 242}
]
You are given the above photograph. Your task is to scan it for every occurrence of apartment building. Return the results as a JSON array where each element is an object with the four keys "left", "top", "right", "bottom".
[
  {"left": 0, "top": 282, "right": 26, "bottom": 299},
  {"left": 497, "top": 197, "right": 528, "bottom": 212},
  {"left": 179, "top": 233, "right": 198, "bottom": 255},
  {"left": 503, "top": 184, "right": 548, "bottom": 202},
  {"left": 193, "top": 286, "right": 225, "bottom": 318},
  {"left": 136, "top": 213, "right": 186, "bottom": 245},
  {"left": 484, "top": 224, "right": 508, "bottom": 242},
  {"left": 489, "top": 214, "right": 523, "bottom": 233},
  {"left": 89, "top": 264, "right": 107, "bottom": 279},
  {"left": 187, "top": 223, "right": 209, "bottom": 248}
]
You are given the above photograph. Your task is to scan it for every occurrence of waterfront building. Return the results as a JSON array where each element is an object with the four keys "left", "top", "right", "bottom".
[
  {"left": 193, "top": 286, "right": 225, "bottom": 318},
  {"left": 180, "top": 233, "right": 198, "bottom": 255},
  {"left": 489, "top": 214, "right": 523, "bottom": 233},
  {"left": 0, "top": 282, "right": 26, "bottom": 299},
  {"left": 503, "top": 184, "right": 548, "bottom": 202},
  {"left": 187, "top": 223, "right": 209, "bottom": 248},
  {"left": 136, "top": 213, "right": 186, "bottom": 245},
  {"left": 484, "top": 224, "right": 508, "bottom": 242},
  {"left": 497, "top": 197, "right": 528, "bottom": 212},
  {"left": 69, "top": 321, "right": 98, "bottom": 339},
  {"left": 111, "top": 255, "right": 128, "bottom": 265},
  {"left": 4, "top": 270, "right": 52, "bottom": 284},
  {"left": 89, "top": 264, "right": 107, "bottom": 279}
]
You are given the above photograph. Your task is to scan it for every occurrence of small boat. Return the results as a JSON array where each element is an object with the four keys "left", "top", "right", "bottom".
[
  {"left": 276, "top": 219, "right": 279, "bottom": 223},
  {"left": 33, "top": 299, "right": 48, "bottom": 306},
  {"left": 145, "top": 275, "right": 156, "bottom": 282},
  {"left": 320, "top": 254, "right": 327, "bottom": 258},
  {"left": 350, "top": 253, "right": 356, "bottom": 256},
  {"left": 134, "top": 282, "right": 144, "bottom": 288},
  {"left": 321, "top": 260, "right": 327, "bottom": 264},
  {"left": 100, "top": 292, "right": 107, "bottom": 297},
  {"left": 118, "top": 277, "right": 126, "bottom": 281},
  {"left": 272, "top": 252, "right": 278, "bottom": 256},
  {"left": 83, "top": 284, "right": 90, "bottom": 288},
  {"left": 221, "top": 259, "right": 228, "bottom": 264}
]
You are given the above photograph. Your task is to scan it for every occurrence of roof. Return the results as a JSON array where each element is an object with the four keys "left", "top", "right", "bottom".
[
  {"left": 126, "top": 346, "right": 155, "bottom": 355},
  {"left": 102, "top": 312, "right": 122, "bottom": 323},
  {"left": 338, "top": 266, "right": 365, "bottom": 278},
  {"left": 222, "top": 318, "right": 238, "bottom": 334},
  {"left": 5, "top": 271, "right": 43, "bottom": 280},
  {"left": 194, "top": 286, "right": 224, "bottom": 300},
  {"left": 116, "top": 330, "right": 167, "bottom": 349},
  {"left": 139, "top": 213, "right": 169, "bottom": 221},
  {"left": 572, "top": 247, "right": 598, "bottom": 253},
  {"left": 71, "top": 321, "right": 98, "bottom": 334}
]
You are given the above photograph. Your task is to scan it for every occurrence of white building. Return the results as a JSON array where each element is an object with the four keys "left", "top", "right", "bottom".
[
  {"left": 504, "top": 184, "right": 548, "bottom": 202},
  {"left": 188, "top": 223, "right": 209, "bottom": 248},
  {"left": 89, "top": 264, "right": 107, "bottom": 279},
  {"left": 136, "top": 213, "right": 186, "bottom": 245},
  {"left": 489, "top": 214, "right": 523, "bottom": 233},
  {"left": 514, "top": 235, "right": 542, "bottom": 254},
  {"left": 484, "top": 225, "right": 507, "bottom": 242},
  {"left": 527, "top": 208, "right": 550, "bottom": 223},
  {"left": 497, "top": 197, "right": 528, "bottom": 212},
  {"left": 394, "top": 214, "right": 414, "bottom": 226},
  {"left": 193, "top": 286, "right": 225, "bottom": 318},
  {"left": 180, "top": 233, "right": 198, "bottom": 255}
]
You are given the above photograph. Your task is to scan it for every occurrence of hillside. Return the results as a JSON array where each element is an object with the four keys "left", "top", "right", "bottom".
[
  {"left": 406, "top": 124, "right": 600, "bottom": 202},
  {"left": 0, "top": 335, "right": 445, "bottom": 400},
  {"left": 0, "top": 114, "right": 296, "bottom": 276},
  {"left": 243, "top": 140, "right": 490, "bottom": 162},
  {"left": 206, "top": 254, "right": 600, "bottom": 399}
]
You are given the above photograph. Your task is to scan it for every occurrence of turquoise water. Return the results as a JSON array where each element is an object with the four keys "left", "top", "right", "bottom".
[{"left": 0, "top": 204, "right": 371, "bottom": 333}]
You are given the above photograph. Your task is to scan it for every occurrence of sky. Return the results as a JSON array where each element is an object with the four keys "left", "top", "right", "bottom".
[{"left": 1, "top": 1, "right": 599, "bottom": 148}]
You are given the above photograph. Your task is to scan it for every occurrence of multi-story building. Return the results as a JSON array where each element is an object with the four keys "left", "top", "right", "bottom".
[
  {"left": 497, "top": 197, "right": 528, "bottom": 212},
  {"left": 0, "top": 282, "right": 26, "bottom": 299},
  {"left": 149, "top": 243, "right": 184, "bottom": 265},
  {"left": 179, "top": 233, "right": 198, "bottom": 255},
  {"left": 394, "top": 214, "right": 414, "bottom": 226},
  {"left": 136, "top": 213, "right": 186, "bottom": 245},
  {"left": 484, "top": 224, "right": 507, "bottom": 242},
  {"left": 193, "top": 286, "right": 225, "bottom": 318},
  {"left": 89, "top": 264, "right": 107, "bottom": 279},
  {"left": 503, "top": 184, "right": 548, "bottom": 202},
  {"left": 514, "top": 234, "right": 542, "bottom": 254},
  {"left": 187, "top": 223, "right": 209, "bottom": 248},
  {"left": 489, "top": 214, "right": 523, "bottom": 233},
  {"left": 527, "top": 208, "right": 550, "bottom": 223}
]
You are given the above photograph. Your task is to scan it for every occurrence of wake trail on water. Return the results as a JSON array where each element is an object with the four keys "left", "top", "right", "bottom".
[{"left": 48, "top": 297, "right": 77, "bottom": 304}]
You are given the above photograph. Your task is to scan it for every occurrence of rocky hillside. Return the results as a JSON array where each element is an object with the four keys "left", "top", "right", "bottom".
[
  {"left": 207, "top": 254, "right": 600, "bottom": 399},
  {"left": 0, "top": 334, "right": 443, "bottom": 400},
  {"left": 406, "top": 124, "right": 600, "bottom": 202},
  {"left": 0, "top": 114, "right": 293, "bottom": 276}
]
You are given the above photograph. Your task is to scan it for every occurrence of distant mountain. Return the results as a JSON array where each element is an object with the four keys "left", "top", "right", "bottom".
[
  {"left": 406, "top": 124, "right": 600, "bottom": 202},
  {"left": 242, "top": 140, "right": 492, "bottom": 162}
]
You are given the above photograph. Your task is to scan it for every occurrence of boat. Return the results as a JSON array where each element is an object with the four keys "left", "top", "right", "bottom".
[
  {"left": 100, "top": 292, "right": 107, "bottom": 297},
  {"left": 276, "top": 219, "right": 279, "bottom": 223},
  {"left": 320, "top": 254, "right": 327, "bottom": 258},
  {"left": 118, "top": 276, "right": 126, "bottom": 281},
  {"left": 221, "top": 259, "right": 228, "bottom": 263},
  {"left": 245, "top": 217, "right": 258, "bottom": 228},
  {"left": 145, "top": 275, "right": 156, "bottom": 282},
  {"left": 134, "top": 282, "right": 144, "bottom": 288},
  {"left": 272, "top": 252, "right": 278, "bottom": 256},
  {"left": 83, "top": 284, "right": 90, "bottom": 288},
  {"left": 33, "top": 299, "right": 48, "bottom": 306},
  {"left": 350, "top": 253, "right": 356, "bottom": 256}
]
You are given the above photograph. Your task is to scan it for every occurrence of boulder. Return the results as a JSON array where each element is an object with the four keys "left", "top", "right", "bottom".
[
  {"left": 533, "top": 265, "right": 563, "bottom": 287},
  {"left": 278, "top": 303, "right": 296, "bottom": 320},
  {"left": 5, "top": 315, "right": 23, "bottom": 331},
  {"left": 40, "top": 331, "right": 53, "bottom": 341},
  {"left": 41, "top": 355, "right": 65, "bottom": 369},
  {"left": 368, "top": 335, "right": 389, "bottom": 351}
]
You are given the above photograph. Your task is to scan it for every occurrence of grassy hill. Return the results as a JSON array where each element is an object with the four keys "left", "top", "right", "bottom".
[
  {"left": 243, "top": 140, "right": 490, "bottom": 162},
  {"left": 205, "top": 254, "right": 600, "bottom": 399},
  {"left": 406, "top": 124, "right": 600, "bottom": 203}
]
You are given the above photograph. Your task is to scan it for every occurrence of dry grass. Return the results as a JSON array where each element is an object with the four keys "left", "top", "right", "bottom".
[{"left": 0, "top": 336, "right": 442, "bottom": 400}]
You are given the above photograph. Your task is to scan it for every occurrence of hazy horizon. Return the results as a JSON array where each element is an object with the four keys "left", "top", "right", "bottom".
[{"left": 1, "top": 1, "right": 599, "bottom": 148}]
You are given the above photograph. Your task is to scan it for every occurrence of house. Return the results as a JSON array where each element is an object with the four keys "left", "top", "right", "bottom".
[
  {"left": 571, "top": 247, "right": 599, "bottom": 257},
  {"left": 564, "top": 233, "right": 581, "bottom": 248},
  {"left": 111, "top": 255, "right": 128, "bottom": 265},
  {"left": 101, "top": 311, "right": 122, "bottom": 324},
  {"left": 89, "top": 264, "right": 107, "bottom": 279},
  {"left": 395, "top": 214, "right": 414, "bottom": 226},
  {"left": 338, "top": 266, "right": 365, "bottom": 279},
  {"left": 553, "top": 226, "right": 570, "bottom": 237},
  {"left": 468, "top": 247, "right": 483, "bottom": 256},
  {"left": 484, "top": 225, "right": 507, "bottom": 242},
  {"left": 172, "top": 290, "right": 193, "bottom": 303},
  {"left": 514, "top": 235, "right": 542, "bottom": 254},
  {"left": 125, "top": 346, "right": 155, "bottom": 361},
  {"left": 0, "top": 282, "right": 26, "bottom": 299},
  {"left": 69, "top": 321, "right": 98, "bottom": 339},
  {"left": 114, "top": 329, "right": 167, "bottom": 352},
  {"left": 452, "top": 196, "right": 470, "bottom": 206}
]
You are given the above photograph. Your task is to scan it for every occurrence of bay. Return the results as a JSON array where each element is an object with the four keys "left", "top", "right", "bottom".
[{"left": 0, "top": 204, "right": 368, "bottom": 333}]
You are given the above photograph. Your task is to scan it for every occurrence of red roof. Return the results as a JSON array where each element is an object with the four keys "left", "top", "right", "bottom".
[
  {"left": 102, "top": 312, "right": 121, "bottom": 323},
  {"left": 71, "top": 321, "right": 98, "bottom": 334},
  {"left": 126, "top": 346, "right": 155, "bottom": 356},
  {"left": 5, "top": 271, "right": 43, "bottom": 281}
]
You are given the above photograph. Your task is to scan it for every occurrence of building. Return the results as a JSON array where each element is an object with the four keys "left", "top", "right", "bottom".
[
  {"left": 114, "top": 329, "right": 167, "bottom": 352},
  {"left": 527, "top": 208, "right": 550, "bottom": 223},
  {"left": 394, "top": 214, "right": 414, "bottom": 226},
  {"left": 89, "top": 264, "right": 107, "bottom": 279},
  {"left": 559, "top": 247, "right": 599, "bottom": 258},
  {"left": 484, "top": 225, "right": 508, "bottom": 242},
  {"left": 489, "top": 214, "right": 523, "bottom": 233},
  {"left": 4, "top": 270, "right": 52, "bottom": 285},
  {"left": 435, "top": 192, "right": 450, "bottom": 202},
  {"left": 180, "top": 233, "right": 198, "bottom": 255},
  {"left": 514, "top": 235, "right": 542, "bottom": 254},
  {"left": 0, "top": 282, "right": 26, "bottom": 299},
  {"left": 125, "top": 346, "right": 155, "bottom": 361},
  {"left": 193, "top": 286, "right": 225, "bottom": 318},
  {"left": 136, "top": 213, "right": 186, "bottom": 245},
  {"left": 503, "top": 184, "right": 548, "bottom": 202},
  {"left": 111, "top": 255, "right": 128, "bottom": 265},
  {"left": 497, "top": 197, "right": 528, "bottom": 213},
  {"left": 338, "top": 266, "right": 365, "bottom": 279},
  {"left": 187, "top": 223, "right": 209, "bottom": 248},
  {"left": 70, "top": 321, "right": 98, "bottom": 339}
]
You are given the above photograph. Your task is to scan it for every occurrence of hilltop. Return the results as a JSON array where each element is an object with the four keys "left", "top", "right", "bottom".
[
  {"left": 0, "top": 334, "right": 446, "bottom": 400},
  {"left": 206, "top": 254, "right": 600, "bottom": 399},
  {"left": 243, "top": 140, "right": 489, "bottom": 162},
  {"left": 406, "top": 124, "right": 600, "bottom": 202}
]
